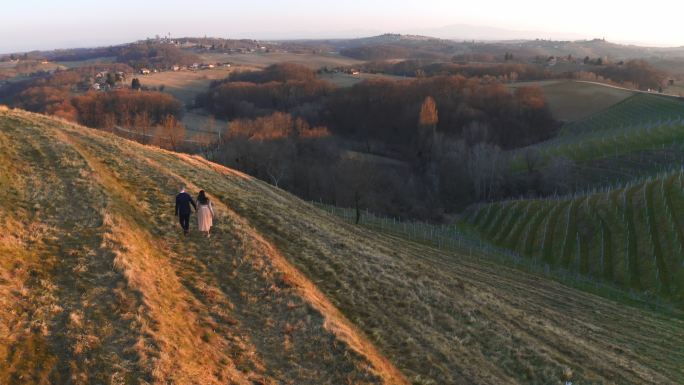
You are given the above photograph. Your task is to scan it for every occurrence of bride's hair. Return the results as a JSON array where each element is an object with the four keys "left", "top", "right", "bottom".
[{"left": 197, "top": 190, "right": 209, "bottom": 204}]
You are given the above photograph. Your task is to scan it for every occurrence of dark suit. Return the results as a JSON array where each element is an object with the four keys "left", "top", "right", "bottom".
[{"left": 175, "top": 192, "right": 196, "bottom": 233}]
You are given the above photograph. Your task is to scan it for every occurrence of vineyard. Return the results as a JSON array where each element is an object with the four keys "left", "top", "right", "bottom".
[
  {"left": 561, "top": 93, "right": 684, "bottom": 135},
  {"left": 464, "top": 170, "right": 684, "bottom": 306},
  {"left": 316, "top": 202, "right": 680, "bottom": 314},
  {"left": 508, "top": 93, "right": 684, "bottom": 189}
]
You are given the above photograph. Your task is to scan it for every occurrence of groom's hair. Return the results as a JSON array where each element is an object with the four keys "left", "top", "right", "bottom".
[{"left": 180, "top": 186, "right": 185, "bottom": 192}]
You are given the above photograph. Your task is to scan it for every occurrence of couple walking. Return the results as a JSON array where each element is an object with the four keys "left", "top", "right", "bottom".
[{"left": 175, "top": 186, "right": 214, "bottom": 237}]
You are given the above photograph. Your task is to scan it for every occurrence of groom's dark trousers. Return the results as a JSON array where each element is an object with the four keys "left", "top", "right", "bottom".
[{"left": 175, "top": 191, "right": 196, "bottom": 233}]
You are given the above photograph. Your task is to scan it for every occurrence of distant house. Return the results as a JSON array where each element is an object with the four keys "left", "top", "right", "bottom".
[
  {"left": 91, "top": 83, "right": 101, "bottom": 90},
  {"left": 172, "top": 65, "right": 180, "bottom": 71},
  {"left": 139, "top": 68, "right": 151, "bottom": 75},
  {"left": 351, "top": 70, "right": 361, "bottom": 75}
]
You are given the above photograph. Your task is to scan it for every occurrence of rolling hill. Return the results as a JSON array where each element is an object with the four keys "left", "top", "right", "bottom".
[
  {"left": 508, "top": 80, "right": 635, "bottom": 122},
  {"left": 1, "top": 107, "right": 683, "bottom": 384},
  {"left": 465, "top": 171, "right": 684, "bottom": 305},
  {"left": 561, "top": 93, "right": 684, "bottom": 135},
  {"left": 508, "top": 93, "right": 684, "bottom": 190}
]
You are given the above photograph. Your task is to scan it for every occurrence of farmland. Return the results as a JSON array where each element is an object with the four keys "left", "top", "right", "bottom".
[
  {"left": 508, "top": 93, "right": 684, "bottom": 185},
  {"left": 2, "top": 107, "right": 682, "bottom": 384},
  {"left": 134, "top": 67, "right": 238, "bottom": 104},
  {"left": 198, "top": 51, "right": 362, "bottom": 69},
  {"left": 318, "top": 72, "right": 408, "bottom": 87},
  {"left": 561, "top": 93, "right": 684, "bottom": 134},
  {"left": 133, "top": 68, "right": 236, "bottom": 135},
  {"left": 509, "top": 80, "right": 634, "bottom": 122},
  {"left": 464, "top": 170, "right": 684, "bottom": 307}
]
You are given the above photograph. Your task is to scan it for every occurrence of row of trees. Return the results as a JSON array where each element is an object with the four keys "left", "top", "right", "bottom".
[
  {"left": 72, "top": 89, "right": 182, "bottom": 129},
  {"left": 5, "top": 66, "right": 189, "bottom": 151},
  {"left": 197, "top": 79, "right": 334, "bottom": 120},
  {"left": 595, "top": 60, "right": 667, "bottom": 90},
  {"left": 324, "top": 76, "right": 556, "bottom": 150}
]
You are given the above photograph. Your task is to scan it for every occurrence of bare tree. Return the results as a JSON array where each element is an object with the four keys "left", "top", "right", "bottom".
[
  {"left": 467, "top": 143, "right": 505, "bottom": 201},
  {"left": 153, "top": 115, "right": 186, "bottom": 150},
  {"left": 134, "top": 111, "right": 152, "bottom": 144}
]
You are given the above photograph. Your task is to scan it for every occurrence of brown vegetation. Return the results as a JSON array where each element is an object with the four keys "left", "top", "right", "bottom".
[{"left": 72, "top": 89, "right": 182, "bottom": 129}]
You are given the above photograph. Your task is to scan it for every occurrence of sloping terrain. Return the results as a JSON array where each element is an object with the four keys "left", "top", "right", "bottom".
[
  {"left": 508, "top": 80, "right": 634, "bottom": 122},
  {"left": 0, "top": 108, "right": 403, "bottom": 385},
  {"left": 509, "top": 93, "right": 684, "bottom": 189},
  {"left": 464, "top": 171, "right": 684, "bottom": 305},
  {"left": 1, "top": 108, "right": 683, "bottom": 384},
  {"left": 561, "top": 93, "right": 684, "bottom": 135}
]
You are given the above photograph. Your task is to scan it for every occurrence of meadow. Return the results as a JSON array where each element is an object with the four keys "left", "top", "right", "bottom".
[{"left": 508, "top": 80, "right": 634, "bottom": 122}]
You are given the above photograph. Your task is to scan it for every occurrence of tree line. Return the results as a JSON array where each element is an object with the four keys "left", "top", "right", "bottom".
[
  {"left": 198, "top": 63, "right": 558, "bottom": 219},
  {"left": 5, "top": 66, "right": 187, "bottom": 150}
]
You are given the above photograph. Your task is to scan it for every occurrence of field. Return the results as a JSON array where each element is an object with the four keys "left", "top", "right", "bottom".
[
  {"left": 318, "top": 72, "right": 409, "bottom": 87},
  {"left": 56, "top": 57, "right": 117, "bottom": 69},
  {"left": 198, "top": 51, "right": 362, "bottom": 69},
  {"left": 134, "top": 67, "right": 238, "bottom": 104},
  {"left": 1, "top": 107, "right": 683, "bottom": 384},
  {"left": 561, "top": 93, "right": 684, "bottom": 134},
  {"left": 508, "top": 93, "right": 684, "bottom": 186},
  {"left": 508, "top": 80, "right": 634, "bottom": 122},
  {"left": 665, "top": 83, "right": 684, "bottom": 97},
  {"left": 0, "top": 61, "right": 67, "bottom": 81},
  {"left": 133, "top": 68, "right": 236, "bottom": 135}
]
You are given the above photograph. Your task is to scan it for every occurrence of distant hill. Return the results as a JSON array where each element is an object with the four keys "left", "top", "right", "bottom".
[
  {"left": 317, "top": 33, "right": 684, "bottom": 61},
  {"left": 1, "top": 107, "right": 683, "bottom": 384}
]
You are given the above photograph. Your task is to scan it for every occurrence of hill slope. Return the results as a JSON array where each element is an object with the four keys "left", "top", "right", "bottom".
[
  {"left": 465, "top": 171, "right": 684, "bottom": 304},
  {"left": 1, "top": 108, "right": 683, "bottom": 384}
]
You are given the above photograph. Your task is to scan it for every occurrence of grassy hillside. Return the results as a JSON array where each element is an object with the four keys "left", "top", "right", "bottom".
[
  {"left": 508, "top": 80, "right": 634, "bottom": 122},
  {"left": 509, "top": 93, "right": 684, "bottom": 187},
  {"left": 561, "top": 93, "right": 684, "bottom": 135},
  {"left": 1, "top": 107, "right": 683, "bottom": 384},
  {"left": 464, "top": 171, "right": 684, "bottom": 306}
]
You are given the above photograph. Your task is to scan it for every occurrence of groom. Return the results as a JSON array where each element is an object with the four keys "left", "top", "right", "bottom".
[{"left": 175, "top": 186, "right": 196, "bottom": 235}]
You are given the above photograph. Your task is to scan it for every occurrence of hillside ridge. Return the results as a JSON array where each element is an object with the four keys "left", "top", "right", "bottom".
[
  {"left": 0, "top": 107, "right": 405, "bottom": 384},
  {"left": 1, "top": 108, "right": 683, "bottom": 384}
]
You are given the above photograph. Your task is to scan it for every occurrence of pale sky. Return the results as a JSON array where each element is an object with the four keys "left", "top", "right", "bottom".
[{"left": 2, "top": 0, "right": 683, "bottom": 53}]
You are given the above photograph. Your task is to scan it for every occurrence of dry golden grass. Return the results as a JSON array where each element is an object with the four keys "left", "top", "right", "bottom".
[
  {"left": 1, "top": 108, "right": 683, "bottom": 384},
  {"left": 0, "top": 109, "right": 396, "bottom": 384},
  {"left": 136, "top": 68, "right": 237, "bottom": 105}
]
